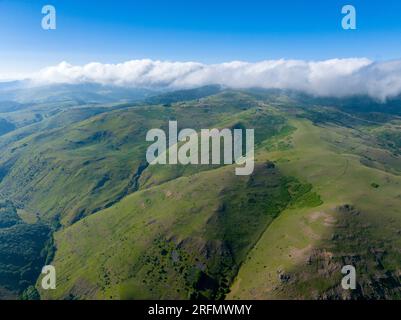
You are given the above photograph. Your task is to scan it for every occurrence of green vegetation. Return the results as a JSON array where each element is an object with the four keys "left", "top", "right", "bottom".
[
  {"left": 0, "top": 87, "right": 400, "bottom": 299},
  {"left": 38, "top": 162, "right": 321, "bottom": 300},
  {"left": 229, "top": 117, "right": 401, "bottom": 299},
  {"left": 0, "top": 200, "right": 50, "bottom": 298}
]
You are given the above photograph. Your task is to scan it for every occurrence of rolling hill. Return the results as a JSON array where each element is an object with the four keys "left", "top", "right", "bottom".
[{"left": 0, "top": 86, "right": 399, "bottom": 299}]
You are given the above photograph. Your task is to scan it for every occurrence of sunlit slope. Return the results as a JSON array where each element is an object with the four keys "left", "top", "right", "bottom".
[
  {"left": 38, "top": 161, "right": 320, "bottom": 299},
  {"left": 229, "top": 118, "right": 401, "bottom": 299},
  {"left": 35, "top": 93, "right": 323, "bottom": 300},
  {"left": 1, "top": 88, "right": 400, "bottom": 299},
  {"left": 0, "top": 91, "right": 289, "bottom": 226},
  {"left": 0, "top": 108, "right": 152, "bottom": 226}
]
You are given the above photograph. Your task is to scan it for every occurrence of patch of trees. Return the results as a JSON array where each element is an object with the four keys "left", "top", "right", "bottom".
[{"left": 0, "top": 200, "right": 50, "bottom": 298}]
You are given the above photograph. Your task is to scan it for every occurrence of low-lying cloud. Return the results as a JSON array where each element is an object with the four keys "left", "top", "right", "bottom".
[{"left": 31, "top": 58, "right": 401, "bottom": 100}]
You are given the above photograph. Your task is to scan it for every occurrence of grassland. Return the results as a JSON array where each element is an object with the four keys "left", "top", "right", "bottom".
[
  {"left": 229, "top": 118, "right": 401, "bottom": 299},
  {"left": 0, "top": 88, "right": 400, "bottom": 299}
]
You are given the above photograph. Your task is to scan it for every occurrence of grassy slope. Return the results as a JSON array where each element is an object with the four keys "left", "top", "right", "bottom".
[
  {"left": 229, "top": 118, "right": 401, "bottom": 299},
  {"left": 1, "top": 89, "right": 400, "bottom": 299},
  {"left": 0, "top": 91, "right": 287, "bottom": 226},
  {"left": 37, "top": 94, "right": 309, "bottom": 300},
  {"left": 39, "top": 162, "right": 318, "bottom": 299}
]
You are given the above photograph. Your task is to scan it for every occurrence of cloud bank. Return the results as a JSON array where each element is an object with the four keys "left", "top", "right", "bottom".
[{"left": 30, "top": 58, "right": 401, "bottom": 100}]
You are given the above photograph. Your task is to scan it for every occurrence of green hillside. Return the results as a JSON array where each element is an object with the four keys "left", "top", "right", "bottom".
[
  {"left": 0, "top": 200, "right": 50, "bottom": 298},
  {"left": 39, "top": 162, "right": 321, "bottom": 300},
  {"left": 229, "top": 119, "right": 401, "bottom": 299},
  {"left": 0, "top": 88, "right": 400, "bottom": 299}
]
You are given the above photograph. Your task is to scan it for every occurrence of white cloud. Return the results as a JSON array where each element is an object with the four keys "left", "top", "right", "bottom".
[{"left": 27, "top": 58, "right": 401, "bottom": 100}]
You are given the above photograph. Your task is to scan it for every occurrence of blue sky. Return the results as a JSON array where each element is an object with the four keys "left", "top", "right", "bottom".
[{"left": 1, "top": 0, "right": 401, "bottom": 77}]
